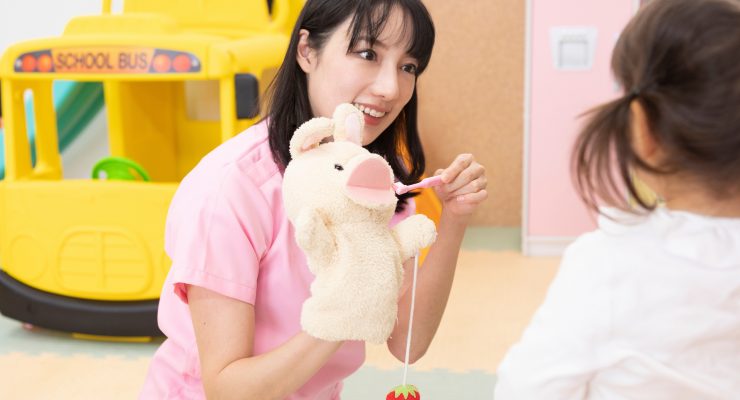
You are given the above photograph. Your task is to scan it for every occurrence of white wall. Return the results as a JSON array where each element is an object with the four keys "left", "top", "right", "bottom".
[{"left": 0, "top": 0, "right": 111, "bottom": 54}]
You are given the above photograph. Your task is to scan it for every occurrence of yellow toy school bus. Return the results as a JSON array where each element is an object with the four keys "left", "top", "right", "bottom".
[
  {"left": 0, "top": 0, "right": 440, "bottom": 338},
  {"left": 0, "top": 0, "right": 298, "bottom": 337}
]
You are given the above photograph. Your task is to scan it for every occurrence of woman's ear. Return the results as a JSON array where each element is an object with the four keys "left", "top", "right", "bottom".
[{"left": 296, "top": 29, "right": 314, "bottom": 73}]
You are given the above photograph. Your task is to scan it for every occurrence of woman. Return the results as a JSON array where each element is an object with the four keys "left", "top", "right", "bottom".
[{"left": 141, "top": 1, "right": 488, "bottom": 398}]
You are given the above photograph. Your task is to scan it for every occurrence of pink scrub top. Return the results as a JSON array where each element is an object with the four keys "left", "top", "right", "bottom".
[{"left": 140, "top": 120, "right": 414, "bottom": 399}]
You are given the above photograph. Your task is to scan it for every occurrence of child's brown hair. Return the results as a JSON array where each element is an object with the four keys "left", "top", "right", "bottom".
[{"left": 573, "top": 0, "right": 740, "bottom": 212}]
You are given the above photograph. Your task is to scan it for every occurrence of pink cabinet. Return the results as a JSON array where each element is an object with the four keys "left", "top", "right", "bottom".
[{"left": 523, "top": 0, "right": 637, "bottom": 255}]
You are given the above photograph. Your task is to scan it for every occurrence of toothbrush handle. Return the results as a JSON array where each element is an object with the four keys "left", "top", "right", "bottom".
[
  {"left": 419, "top": 175, "right": 444, "bottom": 187},
  {"left": 404, "top": 175, "right": 444, "bottom": 192}
]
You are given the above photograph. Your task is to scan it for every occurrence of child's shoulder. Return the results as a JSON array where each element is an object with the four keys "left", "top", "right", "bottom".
[
  {"left": 565, "top": 208, "right": 668, "bottom": 263},
  {"left": 595, "top": 206, "right": 740, "bottom": 238},
  {"left": 568, "top": 207, "right": 740, "bottom": 270}
]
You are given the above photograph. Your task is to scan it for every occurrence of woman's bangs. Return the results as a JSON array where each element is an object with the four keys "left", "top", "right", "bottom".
[{"left": 346, "top": 1, "right": 434, "bottom": 73}]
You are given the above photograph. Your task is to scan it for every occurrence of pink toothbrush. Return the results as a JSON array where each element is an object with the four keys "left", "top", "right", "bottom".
[{"left": 393, "top": 175, "right": 444, "bottom": 195}]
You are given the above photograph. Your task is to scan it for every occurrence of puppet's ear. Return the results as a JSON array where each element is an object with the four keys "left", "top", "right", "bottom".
[
  {"left": 332, "top": 103, "right": 364, "bottom": 145},
  {"left": 289, "top": 117, "right": 335, "bottom": 159}
]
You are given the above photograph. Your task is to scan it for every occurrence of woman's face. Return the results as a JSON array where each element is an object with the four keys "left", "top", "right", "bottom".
[{"left": 297, "top": 7, "right": 419, "bottom": 145}]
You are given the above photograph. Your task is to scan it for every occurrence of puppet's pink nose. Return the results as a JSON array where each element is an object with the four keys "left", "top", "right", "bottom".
[
  {"left": 345, "top": 156, "right": 395, "bottom": 205},
  {"left": 347, "top": 157, "right": 392, "bottom": 190}
]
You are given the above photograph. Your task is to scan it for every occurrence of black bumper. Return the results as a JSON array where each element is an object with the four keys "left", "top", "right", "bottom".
[{"left": 0, "top": 270, "right": 162, "bottom": 337}]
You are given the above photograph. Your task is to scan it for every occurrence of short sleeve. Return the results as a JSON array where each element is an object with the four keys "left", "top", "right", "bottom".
[
  {"left": 165, "top": 166, "right": 273, "bottom": 305},
  {"left": 494, "top": 233, "right": 613, "bottom": 399}
]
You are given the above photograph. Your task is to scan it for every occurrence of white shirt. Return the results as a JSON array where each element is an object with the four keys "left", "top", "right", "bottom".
[{"left": 495, "top": 207, "right": 740, "bottom": 399}]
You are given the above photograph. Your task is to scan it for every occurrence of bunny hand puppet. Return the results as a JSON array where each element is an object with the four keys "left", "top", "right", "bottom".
[{"left": 282, "top": 103, "right": 437, "bottom": 344}]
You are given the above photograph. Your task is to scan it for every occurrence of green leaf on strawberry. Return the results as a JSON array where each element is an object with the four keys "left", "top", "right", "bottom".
[{"left": 386, "top": 384, "right": 420, "bottom": 400}]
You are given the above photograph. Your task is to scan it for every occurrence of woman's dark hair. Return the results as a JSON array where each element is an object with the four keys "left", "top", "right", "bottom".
[
  {"left": 573, "top": 0, "right": 740, "bottom": 213},
  {"left": 265, "top": 0, "right": 435, "bottom": 211}
]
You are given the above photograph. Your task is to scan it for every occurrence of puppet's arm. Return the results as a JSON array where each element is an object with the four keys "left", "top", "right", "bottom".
[
  {"left": 391, "top": 214, "right": 437, "bottom": 262},
  {"left": 294, "top": 208, "right": 336, "bottom": 273}
]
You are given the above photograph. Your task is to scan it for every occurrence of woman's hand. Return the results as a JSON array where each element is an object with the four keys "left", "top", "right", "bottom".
[
  {"left": 388, "top": 154, "right": 486, "bottom": 362},
  {"left": 434, "top": 154, "right": 488, "bottom": 219}
]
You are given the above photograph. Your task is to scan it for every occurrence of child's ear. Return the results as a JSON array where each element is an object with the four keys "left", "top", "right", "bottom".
[
  {"left": 296, "top": 29, "right": 314, "bottom": 73},
  {"left": 630, "top": 100, "right": 663, "bottom": 168}
]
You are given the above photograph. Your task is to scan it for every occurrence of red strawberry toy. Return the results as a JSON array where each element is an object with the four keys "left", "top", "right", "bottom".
[{"left": 386, "top": 384, "right": 420, "bottom": 400}]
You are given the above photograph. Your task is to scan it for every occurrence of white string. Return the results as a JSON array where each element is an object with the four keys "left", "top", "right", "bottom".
[{"left": 402, "top": 252, "right": 420, "bottom": 386}]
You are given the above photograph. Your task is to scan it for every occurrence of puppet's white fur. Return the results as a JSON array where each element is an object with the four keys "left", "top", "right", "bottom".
[{"left": 283, "top": 104, "right": 437, "bottom": 343}]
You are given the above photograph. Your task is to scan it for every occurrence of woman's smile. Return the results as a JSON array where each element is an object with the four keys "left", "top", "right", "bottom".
[{"left": 353, "top": 103, "right": 388, "bottom": 126}]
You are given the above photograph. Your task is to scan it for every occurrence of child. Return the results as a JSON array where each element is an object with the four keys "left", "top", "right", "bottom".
[
  {"left": 140, "top": 0, "right": 488, "bottom": 399},
  {"left": 495, "top": 0, "right": 740, "bottom": 398}
]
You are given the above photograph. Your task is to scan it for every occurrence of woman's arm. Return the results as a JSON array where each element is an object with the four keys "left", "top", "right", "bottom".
[
  {"left": 387, "top": 210, "right": 468, "bottom": 362},
  {"left": 387, "top": 154, "right": 488, "bottom": 362},
  {"left": 188, "top": 285, "right": 343, "bottom": 400}
]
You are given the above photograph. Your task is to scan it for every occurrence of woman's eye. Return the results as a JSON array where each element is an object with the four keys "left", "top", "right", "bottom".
[
  {"left": 334, "top": 164, "right": 344, "bottom": 171},
  {"left": 357, "top": 49, "right": 377, "bottom": 61},
  {"left": 402, "top": 64, "right": 418, "bottom": 75}
]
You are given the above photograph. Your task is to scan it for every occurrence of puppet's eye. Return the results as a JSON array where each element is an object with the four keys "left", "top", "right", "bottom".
[{"left": 334, "top": 164, "right": 344, "bottom": 171}]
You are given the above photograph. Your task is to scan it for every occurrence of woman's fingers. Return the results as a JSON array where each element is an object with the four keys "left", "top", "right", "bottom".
[
  {"left": 430, "top": 154, "right": 488, "bottom": 216},
  {"left": 449, "top": 174, "right": 488, "bottom": 197},
  {"left": 439, "top": 159, "right": 486, "bottom": 195},
  {"left": 453, "top": 189, "right": 488, "bottom": 204},
  {"left": 440, "top": 154, "right": 474, "bottom": 184}
]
